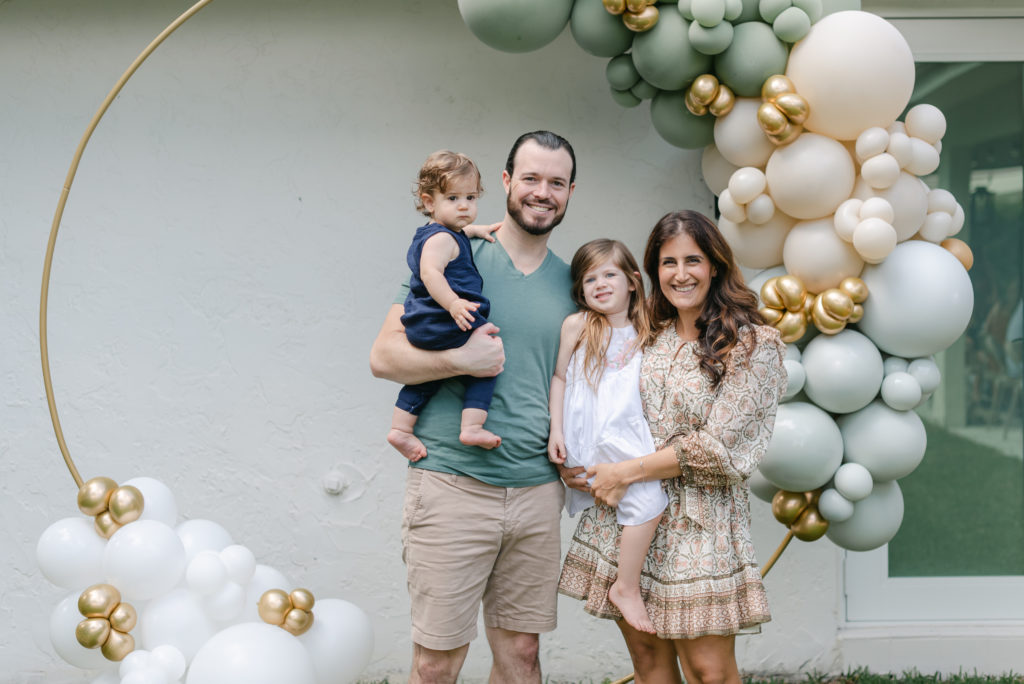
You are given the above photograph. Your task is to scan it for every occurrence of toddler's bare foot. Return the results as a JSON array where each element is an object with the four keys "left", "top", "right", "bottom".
[
  {"left": 460, "top": 426, "right": 502, "bottom": 450},
  {"left": 609, "top": 580, "right": 656, "bottom": 634},
  {"left": 387, "top": 428, "right": 427, "bottom": 462}
]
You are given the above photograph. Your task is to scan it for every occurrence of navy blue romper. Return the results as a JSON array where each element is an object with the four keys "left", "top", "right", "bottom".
[{"left": 397, "top": 222, "right": 496, "bottom": 415}]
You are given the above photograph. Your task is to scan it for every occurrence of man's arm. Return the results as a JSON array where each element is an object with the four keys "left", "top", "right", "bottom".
[{"left": 369, "top": 304, "right": 505, "bottom": 385}]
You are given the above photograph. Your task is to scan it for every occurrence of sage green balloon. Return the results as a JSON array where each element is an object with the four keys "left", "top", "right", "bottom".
[
  {"left": 678, "top": 0, "right": 695, "bottom": 20},
  {"left": 773, "top": 6, "right": 812, "bottom": 43},
  {"left": 713, "top": 21, "right": 789, "bottom": 96},
  {"left": 611, "top": 87, "right": 643, "bottom": 108},
  {"left": 825, "top": 480, "right": 905, "bottom": 552},
  {"left": 759, "top": 0, "right": 791, "bottom": 23},
  {"left": 724, "top": 0, "right": 744, "bottom": 20},
  {"left": 734, "top": 0, "right": 762, "bottom": 22},
  {"left": 570, "top": 0, "right": 634, "bottom": 57},
  {"left": 631, "top": 78, "right": 659, "bottom": 100},
  {"left": 691, "top": 0, "right": 726, "bottom": 27},
  {"left": 458, "top": 0, "right": 573, "bottom": 53},
  {"left": 689, "top": 18, "right": 734, "bottom": 55},
  {"left": 793, "top": 0, "right": 824, "bottom": 22},
  {"left": 650, "top": 90, "right": 716, "bottom": 149},
  {"left": 606, "top": 54, "right": 641, "bottom": 91},
  {"left": 632, "top": 10, "right": 712, "bottom": 91}
]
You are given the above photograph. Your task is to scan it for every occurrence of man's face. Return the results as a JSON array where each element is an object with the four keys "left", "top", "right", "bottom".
[{"left": 502, "top": 141, "right": 575, "bottom": 236}]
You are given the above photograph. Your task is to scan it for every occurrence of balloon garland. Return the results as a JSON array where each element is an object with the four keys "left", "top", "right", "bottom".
[{"left": 37, "top": 2, "right": 373, "bottom": 682}]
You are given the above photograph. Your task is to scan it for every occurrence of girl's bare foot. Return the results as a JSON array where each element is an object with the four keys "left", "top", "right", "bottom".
[
  {"left": 387, "top": 428, "right": 427, "bottom": 461},
  {"left": 459, "top": 426, "right": 502, "bottom": 449},
  {"left": 609, "top": 580, "right": 656, "bottom": 634}
]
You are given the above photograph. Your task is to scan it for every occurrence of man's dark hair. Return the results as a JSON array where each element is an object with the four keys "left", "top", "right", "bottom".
[{"left": 504, "top": 131, "right": 576, "bottom": 184}]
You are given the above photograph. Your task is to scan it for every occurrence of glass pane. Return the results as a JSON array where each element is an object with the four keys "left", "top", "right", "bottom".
[{"left": 888, "top": 62, "right": 1024, "bottom": 577}]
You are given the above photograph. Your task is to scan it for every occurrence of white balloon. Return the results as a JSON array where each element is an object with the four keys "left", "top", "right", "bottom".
[
  {"left": 833, "top": 198, "right": 862, "bottom": 242},
  {"left": 121, "top": 671, "right": 169, "bottom": 684},
  {"left": 766, "top": 133, "right": 856, "bottom": 220},
  {"left": 105, "top": 520, "right": 186, "bottom": 601},
  {"left": 701, "top": 144, "right": 740, "bottom": 195},
  {"left": 297, "top": 599, "right": 375, "bottom": 684},
  {"left": 151, "top": 644, "right": 187, "bottom": 680},
  {"left": 886, "top": 131, "right": 913, "bottom": 168},
  {"left": 176, "top": 519, "right": 233, "bottom": 564},
  {"left": 833, "top": 462, "right": 874, "bottom": 502},
  {"left": 784, "top": 343, "right": 802, "bottom": 362},
  {"left": 826, "top": 480, "right": 904, "bottom": 551},
  {"left": 853, "top": 172, "right": 928, "bottom": 242},
  {"left": 857, "top": 241, "right": 974, "bottom": 357},
  {"left": 907, "top": 357, "right": 941, "bottom": 393},
  {"left": 904, "top": 103, "right": 946, "bottom": 144},
  {"left": 120, "top": 650, "right": 153, "bottom": 675},
  {"left": 748, "top": 468, "right": 780, "bottom": 503},
  {"left": 240, "top": 564, "right": 291, "bottom": 623},
  {"left": 123, "top": 477, "right": 179, "bottom": 527},
  {"left": 140, "top": 588, "right": 216, "bottom": 662},
  {"left": 928, "top": 188, "right": 958, "bottom": 214},
  {"left": 714, "top": 98, "right": 775, "bottom": 167},
  {"left": 838, "top": 400, "right": 927, "bottom": 481},
  {"left": 905, "top": 138, "right": 940, "bottom": 176},
  {"left": 187, "top": 551, "right": 228, "bottom": 596},
  {"left": 718, "top": 189, "right": 746, "bottom": 223},
  {"left": 727, "top": 167, "right": 767, "bottom": 204},
  {"left": 759, "top": 402, "right": 844, "bottom": 491},
  {"left": 852, "top": 217, "right": 897, "bottom": 264},
  {"left": 861, "top": 196, "right": 896, "bottom": 223},
  {"left": 919, "top": 211, "right": 954, "bottom": 243},
  {"left": 855, "top": 127, "right": 889, "bottom": 161},
  {"left": 818, "top": 488, "right": 855, "bottom": 522},
  {"left": 207, "top": 582, "right": 246, "bottom": 623},
  {"left": 883, "top": 355, "right": 909, "bottom": 375},
  {"left": 880, "top": 371, "right": 923, "bottom": 411},
  {"left": 186, "top": 623, "right": 316, "bottom": 684},
  {"left": 720, "top": 212, "right": 795, "bottom": 269},
  {"left": 782, "top": 359, "right": 806, "bottom": 400},
  {"left": 745, "top": 265, "right": 787, "bottom": 300},
  {"left": 220, "top": 545, "right": 257, "bottom": 586},
  {"left": 37, "top": 516, "right": 107, "bottom": 589},
  {"left": 801, "top": 330, "right": 884, "bottom": 414},
  {"left": 786, "top": 11, "right": 914, "bottom": 140},
  {"left": 783, "top": 217, "right": 864, "bottom": 293},
  {"left": 50, "top": 592, "right": 112, "bottom": 669}
]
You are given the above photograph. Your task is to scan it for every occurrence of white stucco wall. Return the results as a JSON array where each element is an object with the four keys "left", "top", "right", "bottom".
[{"left": 0, "top": 1, "right": 846, "bottom": 681}]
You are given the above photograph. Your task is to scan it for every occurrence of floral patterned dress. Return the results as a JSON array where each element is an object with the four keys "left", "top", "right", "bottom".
[{"left": 558, "top": 324, "right": 787, "bottom": 638}]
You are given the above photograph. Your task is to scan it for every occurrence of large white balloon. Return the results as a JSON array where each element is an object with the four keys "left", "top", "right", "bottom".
[
  {"left": 759, "top": 402, "right": 844, "bottom": 491},
  {"left": 857, "top": 240, "right": 974, "bottom": 357},
  {"left": 826, "top": 480, "right": 905, "bottom": 551},
  {"left": 37, "top": 516, "right": 107, "bottom": 589},
  {"left": 837, "top": 400, "right": 927, "bottom": 481},
  {"left": 801, "top": 330, "right": 884, "bottom": 414},
  {"left": 104, "top": 520, "right": 186, "bottom": 601},
  {"left": 140, "top": 588, "right": 217, "bottom": 662},
  {"left": 50, "top": 592, "right": 113, "bottom": 670},
  {"left": 786, "top": 11, "right": 915, "bottom": 140},
  {"left": 240, "top": 564, "right": 291, "bottom": 623},
  {"left": 852, "top": 172, "right": 929, "bottom": 242},
  {"left": 783, "top": 217, "right": 864, "bottom": 293},
  {"left": 713, "top": 98, "right": 775, "bottom": 167},
  {"left": 719, "top": 212, "right": 795, "bottom": 269},
  {"left": 176, "top": 519, "right": 233, "bottom": 564},
  {"left": 298, "top": 599, "right": 375, "bottom": 684},
  {"left": 766, "top": 133, "right": 856, "bottom": 220},
  {"left": 123, "top": 477, "right": 179, "bottom": 527},
  {"left": 186, "top": 622, "right": 316, "bottom": 684}
]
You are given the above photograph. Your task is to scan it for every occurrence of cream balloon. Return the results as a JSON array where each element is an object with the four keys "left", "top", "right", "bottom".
[
  {"left": 783, "top": 217, "right": 864, "bottom": 293},
  {"left": 746, "top": 194, "right": 776, "bottom": 224},
  {"left": 727, "top": 167, "right": 767, "bottom": 204},
  {"left": 766, "top": 133, "right": 856, "bottom": 220},
  {"left": 904, "top": 103, "right": 946, "bottom": 144},
  {"left": 852, "top": 217, "right": 897, "bottom": 264},
  {"left": 786, "top": 11, "right": 915, "bottom": 140},
  {"left": 759, "top": 401, "right": 844, "bottom": 492},
  {"left": 720, "top": 212, "right": 795, "bottom": 269},
  {"left": 838, "top": 400, "right": 927, "bottom": 481},
  {"left": 852, "top": 172, "right": 928, "bottom": 242},
  {"left": 826, "top": 480, "right": 905, "bottom": 551},
  {"left": 801, "top": 329, "right": 883, "bottom": 414},
  {"left": 713, "top": 98, "right": 775, "bottom": 167},
  {"left": 700, "top": 144, "right": 740, "bottom": 196}
]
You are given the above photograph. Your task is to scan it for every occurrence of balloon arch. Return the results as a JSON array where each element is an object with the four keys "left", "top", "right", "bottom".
[{"left": 35, "top": 1, "right": 974, "bottom": 683}]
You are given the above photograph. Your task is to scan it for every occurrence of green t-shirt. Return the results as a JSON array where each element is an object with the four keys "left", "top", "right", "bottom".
[{"left": 394, "top": 238, "right": 576, "bottom": 487}]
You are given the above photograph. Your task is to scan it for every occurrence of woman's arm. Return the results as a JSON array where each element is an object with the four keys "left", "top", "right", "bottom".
[{"left": 587, "top": 446, "right": 680, "bottom": 508}]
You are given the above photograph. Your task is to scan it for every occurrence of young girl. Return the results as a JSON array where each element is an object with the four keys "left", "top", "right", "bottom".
[
  {"left": 549, "top": 239, "right": 668, "bottom": 634},
  {"left": 387, "top": 150, "right": 501, "bottom": 462}
]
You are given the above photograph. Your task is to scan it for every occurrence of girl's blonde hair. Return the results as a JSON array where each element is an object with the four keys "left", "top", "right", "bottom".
[
  {"left": 569, "top": 239, "right": 652, "bottom": 389},
  {"left": 413, "top": 150, "right": 483, "bottom": 216}
]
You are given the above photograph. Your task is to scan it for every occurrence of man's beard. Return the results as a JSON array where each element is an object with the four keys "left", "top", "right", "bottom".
[{"left": 506, "top": 196, "right": 566, "bottom": 236}]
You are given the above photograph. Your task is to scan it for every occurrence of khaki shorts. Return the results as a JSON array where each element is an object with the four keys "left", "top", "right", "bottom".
[{"left": 401, "top": 467, "right": 565, "bottom": 650}]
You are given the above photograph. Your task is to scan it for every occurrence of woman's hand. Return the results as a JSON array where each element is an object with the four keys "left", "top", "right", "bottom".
[{"left": 587, "top": 461, "right": 631, "bottom": 508}]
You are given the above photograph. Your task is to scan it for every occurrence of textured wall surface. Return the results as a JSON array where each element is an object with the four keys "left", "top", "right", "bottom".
[{"left": 0, "top": 1, "right": 843, "bottom": 681}]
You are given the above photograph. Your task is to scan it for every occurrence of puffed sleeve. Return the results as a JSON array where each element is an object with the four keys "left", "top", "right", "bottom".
[{"left": 669, "top": 326, "right": 787, "bottom": 486}]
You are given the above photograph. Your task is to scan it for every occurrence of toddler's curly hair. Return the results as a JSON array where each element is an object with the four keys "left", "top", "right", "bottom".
[{"left": 413, "top": 150, "right": 483, "bottom": 216}]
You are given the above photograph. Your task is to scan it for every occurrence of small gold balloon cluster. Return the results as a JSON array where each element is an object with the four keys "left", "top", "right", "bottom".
[
  {"left": 941, "top": 237, "right": 973, "bottom": 271},
  {"left": 685, "top": 74, "right": 735, "bottom": 118},
  {"left": 602, "top": 0, "right": 659, "bottom": 32},
  {"left": 759, "top": 275, "right": 868, "bottom": 342},
  {"left": 772, "top": 490, "right": 829, "bottom": 541},
  {"left": 75, "top": 584, "right": 136, "bottom": 661},
  {"left": 258, "top": 588, "right": 316, "bottom": 636},
  {"left": 77, "top": 476, "right": 145, "bottom": 539},
  {"left": 757, "top": 75, "right": 809, "bottom": 145}
]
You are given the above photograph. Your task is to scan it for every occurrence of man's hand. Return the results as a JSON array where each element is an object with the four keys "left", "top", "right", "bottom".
[
  {"left": 448, "top": 298, "right": 480, "bottom": 332},
  {"left": 453, "top": 323, "right": 504, "bottom": 377},
  {"left": 556, "top": 463, "right": 588, "bottom": 492}
]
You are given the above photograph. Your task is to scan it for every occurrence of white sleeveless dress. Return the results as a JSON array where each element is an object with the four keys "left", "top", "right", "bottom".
[{"left": 562, "top": 324, "right": 668, "bottom": 526}]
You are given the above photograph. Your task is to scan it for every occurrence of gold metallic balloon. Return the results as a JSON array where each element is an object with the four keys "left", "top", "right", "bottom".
[
  {"left": 685, "top": 89, "right": 709, "bottom": 117},
  {"left": 769, "top": 123, "right": 802, "bottom": 146},
  {"left": 941, "top": 238, "right": 973, "bottom": 271},
  {"left": 776, "top": 275, "right": 806, "bottom": 312},
  {"left": 849, "top": 304, "right": 864, "bottom": 324},
  {"left": 759, "top": 307, "right": 783, "bottom": 326},
  {"left": 839, "top": 277, "right": 868, "bottom": 304},
  {"left": 761, "top": 74, "right": 795, "bottom": 102},
  {"left": 690, "top": 75, "right": 719, "bottom": 107},
  {"left": 290, "top": 588, "right": 315, "bottom": 612},
  {"left": 109, "top": 603, "right": 137, "bottom": 633},
  {"left": 760, "top": 278, "right": 785, "bottom": 310},
  {"left": 79, "top": 584, "right": 121, "bottom": 619},
  {"left": 802, "top": 291, "right": 815, "bottom": 316},
  {"left": 625, "top": 0, "right": 647, "bottom": 12},
  {"left": 94, "top": 511, "right": 121, "bottom": 539},
  {"left": 777, "top": 310, "right": 807, "bottom": 343},
  {"left": 791, "top": 507, "right": 829, "bottom": 541},
  {"left": 603, "top": 0, "right": 626, "bottom": 14},
  {"left": 78, "top": 476, "right": 118, "bottom": 516},
  {"left": 76, "top": 618, "right": 110, "bottom": 649},
  {"left": 623, "top": 4, "right": 658, "bottom": 31},
  {"left": 282, "top": 607, "right": 314, "bottom": 636},
  {"left": 708, "top": 86, "right": 735, "bottom": 118},
  {"left": 771, "top": 490, "right": 808, "bottom": 526},
  {"left": 258, "top": 589, "right": 291, "bottom": 626},
  {"left": 821, "top": 289, "right": 855, "bottom": 319},
  {"left": 773, "top": 92, "right": 809, "bottom": 125},
  {"left": 812, "top": 299, "right": 846, "bottom": 334},
  {"left": 757, "top": 103, "right": 789, "bottom": 136},
  {"left": 101, "top": 629, "right": 135, "bottom": 662},
  {"left": 107, "top": 485, "right": 144, "bottom": 525}
]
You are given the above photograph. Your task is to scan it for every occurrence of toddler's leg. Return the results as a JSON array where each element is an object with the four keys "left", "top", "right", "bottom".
[
  {"left": 459, "top": 408, "right": 502, "bottom": 449},
  {"left": 387, "top": 407, "right": 427, "bottom": 462},
  {"left": 609, "top": 515, "right": 661, "bottom": 635}
]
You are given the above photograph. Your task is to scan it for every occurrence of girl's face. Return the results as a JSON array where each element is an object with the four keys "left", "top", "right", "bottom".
[
  {"left": 581, "top": 258, "right": 634, "bottom": 324},
  {"left": 657, "top": 232, "right": 715, "bottom": 320},
  {"left": 421, "top": 173, "right": 480, "bottom": 231}
]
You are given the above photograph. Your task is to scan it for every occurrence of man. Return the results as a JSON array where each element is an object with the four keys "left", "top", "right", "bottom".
[{"left": 370, "top": 131, "right": 586, "bottom": 683}]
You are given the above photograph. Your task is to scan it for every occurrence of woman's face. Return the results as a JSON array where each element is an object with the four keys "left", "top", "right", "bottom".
[{"left": 657, "top": 232, "right": 715, "bottom": 319}]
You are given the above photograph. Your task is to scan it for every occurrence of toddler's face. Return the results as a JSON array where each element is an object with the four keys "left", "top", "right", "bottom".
[{"left": 422, "top": 174, "right": 480, "bottom": 231}]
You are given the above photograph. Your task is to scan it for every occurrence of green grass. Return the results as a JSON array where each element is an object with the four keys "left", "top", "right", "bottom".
[{"left": 746, "top": 668, "right": 1023, "bottom": 684}]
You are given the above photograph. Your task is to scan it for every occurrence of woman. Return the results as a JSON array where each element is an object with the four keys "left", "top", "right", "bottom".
[{"left": 558, "top": 210, "right": 787, "bottom": 684}]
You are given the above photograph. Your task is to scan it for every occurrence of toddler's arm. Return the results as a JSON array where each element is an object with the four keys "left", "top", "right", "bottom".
[
  {"left": 547, "top": 313, "right": 584, "bottom": 465},
  {"left": 420, "top": 231, "right": 480, "bottom": 332},
  {"left": 462, "top": 222, "right": 501, "bottom": 242}
]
